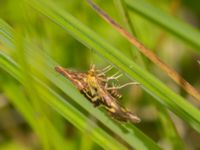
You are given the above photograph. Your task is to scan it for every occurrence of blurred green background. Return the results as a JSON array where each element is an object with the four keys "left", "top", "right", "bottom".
[{"left": 0, "top": 0, "right": 200, "bottom": 150}]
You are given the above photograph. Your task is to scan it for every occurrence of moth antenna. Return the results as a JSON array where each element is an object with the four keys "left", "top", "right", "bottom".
[{"left": 106, "top": 82, "right": 139, "bottom": 90}]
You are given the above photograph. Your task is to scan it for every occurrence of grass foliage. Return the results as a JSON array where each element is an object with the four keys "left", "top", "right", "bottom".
[{"left": 0, "top": 0, "right": 200, "bottom": 149}]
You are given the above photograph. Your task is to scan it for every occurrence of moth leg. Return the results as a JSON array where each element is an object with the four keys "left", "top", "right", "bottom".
[
  {"left": 106, "top": 82, "right": 140, "bottom": 90},
  {"left": 101, "top": 65, "right": 113, "bottom": 73},
  {"left": 98, "top": 71, "right": 122, "bottom": 81},
  {"left": 96, "top": 76, "right": 107, "bottom": 82},
  {"left": 82, "top": 89, "right": 101, "bottom": 107},
  {"left": 97, "top": 65, "right": 113, "bottom": 76},
  {"left": 104, "top": 72, "right": 123, "bottom": 88},
  {"left": 107, "top": 72, "right": 123, "bottom": 81}
]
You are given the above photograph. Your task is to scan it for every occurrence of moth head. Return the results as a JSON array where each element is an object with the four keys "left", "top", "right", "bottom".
[{"left": 88, "top": 64, "right": 97, "bottom": 76}]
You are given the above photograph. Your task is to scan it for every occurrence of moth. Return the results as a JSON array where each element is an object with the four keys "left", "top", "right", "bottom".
[{"left": 55, "top": 65, "right": 141, "bottom": 123}]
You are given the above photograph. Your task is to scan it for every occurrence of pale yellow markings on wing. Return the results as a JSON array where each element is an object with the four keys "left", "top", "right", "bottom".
[
  {"left": 108, "top": 107, "right": 116, "bottom": 113},
  {"left": 83, "top": 77, "right": 87, "bottom": 82},
  {"left": 110, "top": 102, "right": 118, "bottom": 109},
  {"left": 73, "top": 79, "right": 83, "bottom": 88},
  {"left": 120, "top": 107, "right": 126, "bottom": 112},
  {"left": 105, "top": 106, "right": 116, "bottom": 113},
  {"left": 66, "top": 72, "right": 72, "bottom": 78}
]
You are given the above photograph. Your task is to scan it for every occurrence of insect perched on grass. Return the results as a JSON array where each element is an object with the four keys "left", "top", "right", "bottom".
[{"left": 55, "top": 65, "right": 141, "bottom": 123}]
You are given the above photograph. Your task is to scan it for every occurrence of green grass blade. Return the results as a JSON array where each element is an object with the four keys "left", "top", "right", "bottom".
[
  {"left": 14, "top": 32, "right": 66, "bottom": 150},
  {"left": 3, "top": 82, "right": 67, "bottom": 150},
  {"left": 113, "top": 0, "right": 146, "bottom": 69},
  {"left": 24, "top": 0, "right": 200, "bottom": 134},
  {"left": 0, "top": 19, "right": 14, "bottom": 47},
  {"left": 125, "top": 0, "right": 200, "bottom": 50}
]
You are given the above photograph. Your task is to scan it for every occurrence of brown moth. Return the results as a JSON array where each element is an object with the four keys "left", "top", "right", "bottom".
[{"left": 55, "top": 65, "right": 141, "bottom": 123}]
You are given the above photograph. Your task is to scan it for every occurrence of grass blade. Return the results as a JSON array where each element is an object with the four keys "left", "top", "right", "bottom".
[{"left": 125, "top": 0, "right": 200, "bottom": 50}]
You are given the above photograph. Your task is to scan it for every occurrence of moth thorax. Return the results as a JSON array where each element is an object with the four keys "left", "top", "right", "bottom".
[{"left": 87, "top": 75, "right": 97, "bottom": 87}]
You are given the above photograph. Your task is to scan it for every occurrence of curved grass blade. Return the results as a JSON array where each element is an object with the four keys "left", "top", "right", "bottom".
[
  {"left": 3, "top": 83, "right": 68, "bottom": 150},
  {"left": 125, "top": 0, "right": 200, "bottom": 50}
]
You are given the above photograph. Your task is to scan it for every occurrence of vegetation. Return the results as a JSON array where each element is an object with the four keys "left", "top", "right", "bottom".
[{"left": 0, "top": 0, "right": 200, "bottom": 149}]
